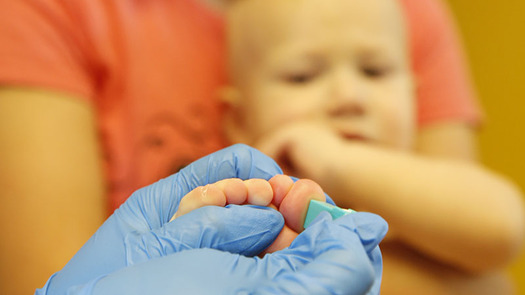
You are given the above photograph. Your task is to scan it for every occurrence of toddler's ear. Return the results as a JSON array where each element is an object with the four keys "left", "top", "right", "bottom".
[
  {"left": 219, "top": 85, "right": 241, "bottom": 107},
  {"left": 219, "top": 86, "right": 249, "bottom": 144}
]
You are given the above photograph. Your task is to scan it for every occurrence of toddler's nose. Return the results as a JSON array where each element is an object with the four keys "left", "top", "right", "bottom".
[{"left": 327, "top": 69, "right": 366, "bottom": 117}]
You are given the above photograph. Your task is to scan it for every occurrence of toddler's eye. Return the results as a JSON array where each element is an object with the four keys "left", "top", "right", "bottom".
[
  {"left": 361, "top": 65, "right": 389, "bottom": 78},
  {"left": 283, "top": 72, "right": 317, "bottom": 84}
]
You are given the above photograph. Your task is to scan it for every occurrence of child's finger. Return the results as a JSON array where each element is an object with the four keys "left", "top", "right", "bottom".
[
  {"left": 279, "top": 179, "right": 326, "bottom": 233},
  {"left": 214, "top": 178, "right": 248, "bottom": 205},
  {"left": 244, "top": 178, "right": 274, "bottom": 206},
  {"left": 172, "top": 183, "right": 229, "bottom": 220},
  {"left": 172, "top": 178, "right": 274, "bottom": 221},
  {"left": 269, "top": 174, "right": 294, "bottom": 207}
]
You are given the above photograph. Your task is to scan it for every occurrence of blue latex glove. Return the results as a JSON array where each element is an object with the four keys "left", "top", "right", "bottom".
[
  {"left": 36, "top": 144, "right": 285, "bottom": 294},
  {"left": 68, "top": 211, "right": 387, "bottom": 295},
  {"left": 36, "top": 144, "right": 386, "bottom": 295}
]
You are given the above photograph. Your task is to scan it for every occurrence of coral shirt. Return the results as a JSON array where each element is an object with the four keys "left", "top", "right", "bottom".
[
  {"left": 0, "top": 0, "right": 481, "bottom": 211},
  {"left": 0, "top": 0, "right": 228, "bottom": 210},
  {"left": 400, "top": 0, "right": 481, "bottom": 125}
]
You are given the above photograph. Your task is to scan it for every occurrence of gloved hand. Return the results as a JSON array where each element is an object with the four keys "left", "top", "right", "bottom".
[
  {"left": 68, "top": 210, "right": 387, "bottom": 295},
  {"left": 36, "top": 144, "right": 286, "bottom": 295},
  {"left": 36, "top": 144, "right": 387, "bottom": 295}
]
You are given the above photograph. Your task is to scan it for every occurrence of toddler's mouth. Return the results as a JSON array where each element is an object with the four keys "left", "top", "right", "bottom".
[{"left": 340, "top": 132, "right": 369, "bottom": 142}]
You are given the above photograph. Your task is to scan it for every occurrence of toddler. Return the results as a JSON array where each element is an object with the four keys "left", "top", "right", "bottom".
[{"left": 219, "top": 0, "right": 524, "bottom": 294}]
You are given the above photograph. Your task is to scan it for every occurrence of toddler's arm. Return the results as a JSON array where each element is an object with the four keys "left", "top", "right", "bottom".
[{"left": 258, "top": 121, "right": 525, "bottom": 274}]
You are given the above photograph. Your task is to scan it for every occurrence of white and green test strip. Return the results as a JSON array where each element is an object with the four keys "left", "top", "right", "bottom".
[{"left": 303, "top": 199, "right": 355, "bottom": 228}]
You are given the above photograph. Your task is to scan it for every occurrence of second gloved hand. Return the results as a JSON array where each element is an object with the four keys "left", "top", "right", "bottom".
[{"left": 69, "top": 211, "right": 388, "bottom": 295}]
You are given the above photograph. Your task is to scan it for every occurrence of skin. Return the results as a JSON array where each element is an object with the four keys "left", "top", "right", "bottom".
[
  {"left": 0, "top": 0, "right": 522, "bottom": 294},
  {"left": 0, "top": 88, "right": 106, "bottom": 295},
  {"left": 0, "top": 2, "right": 226, "bottom": 292},
  {"left": 226, "top": 0, "right": 414, "bottom": 151},
  {"left": 223, "top": 0, "right": 525, "bottom": 294},
  {"left": 172, "top": 176, "right": 326, "bottom": 254}
]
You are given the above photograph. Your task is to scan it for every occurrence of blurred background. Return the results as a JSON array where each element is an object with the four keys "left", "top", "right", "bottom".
[{"left": 444, "top": 0, "right": 525, "bottom": 293}]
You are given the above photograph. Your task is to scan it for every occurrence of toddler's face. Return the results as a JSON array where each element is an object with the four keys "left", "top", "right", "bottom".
[{"left": 226, "top": 0, "right": 415, "bottom": 150}]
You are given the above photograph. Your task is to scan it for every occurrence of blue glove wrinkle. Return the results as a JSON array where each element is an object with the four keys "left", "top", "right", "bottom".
[
  {"left": 252, "top": 212, "right": 378, "bottom": 295},
  {"left": 66, "top": 274, "right": 105, "bottom": 295},
  {"left": 246, "top": 148, "right": 258, "bottom": 179},
  {"left": 334, "top": 212, "right": 388, "bottom": 295},
  {"left": 84, "top": 249, "right": 262, "bottom": 295},
  {"left": 43, "top": 214, "right": 133, "bottom": 295},
  {"left": 250, "top": 149, "right": 283, "bottom": 180},
  {"left": 237, "top": 144, "right": 282, "bottom": 180},
  {"left": 216, "top": 153, "right": 237, "bottom": 181},
  {"left": 42, "top": 144, "right": 380, "bottom": 295},
  {"left": 214, "top": 145, "right": 270, "bottom": 180},
  {"left": 335, "top": 212, "right": 388, "bottom": 254},
  {"left": 245, "top": 213, "right": 337, "bottom": 281},
  {"left": 291, "top": 212, "right": 353, "bottom": 255},
  {"left": 113, "top": 203, "right": 151, "bottom": 234},
  {"left": 125, "top": 205, "right": 285, "bottom": 265},
  {"left": 206, "top": 205, "right": 285, "bottom": 256},
  {"left": 120, "top": 175, "right": 178, "bottom": 231},
  {"left": 367, "top": 248, "right": 383, "bottom": 295},
  {"left": 63, "top": 209, "right": 387, "bottom": 295},
  {"left": 257, "top": 250, "right": 375, "bottom": 295},
  {"left": 124, "top": 231, "right": 163, "bottom": 266}
]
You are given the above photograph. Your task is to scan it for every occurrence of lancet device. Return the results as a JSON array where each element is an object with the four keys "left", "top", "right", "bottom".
[{"left": 304, "top": 199, "right": 355, "bottom": 228}]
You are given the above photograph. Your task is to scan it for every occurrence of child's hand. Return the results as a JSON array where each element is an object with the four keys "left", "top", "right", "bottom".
[
  {"left": 255, "top": 121, "right": 348, "bottom": 189},
  {"left": 171, "top": 175, "right": 326, "bottom": 254}
]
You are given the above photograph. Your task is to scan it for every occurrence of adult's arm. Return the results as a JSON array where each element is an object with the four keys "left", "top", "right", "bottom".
[{"left": 0, "top": 88, "right": 107, "bottom": 295}]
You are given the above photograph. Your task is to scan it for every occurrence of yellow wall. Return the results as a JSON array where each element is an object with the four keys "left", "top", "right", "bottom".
[{"left": 444, "top": 0, "right": 525, "bottom": 293}]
